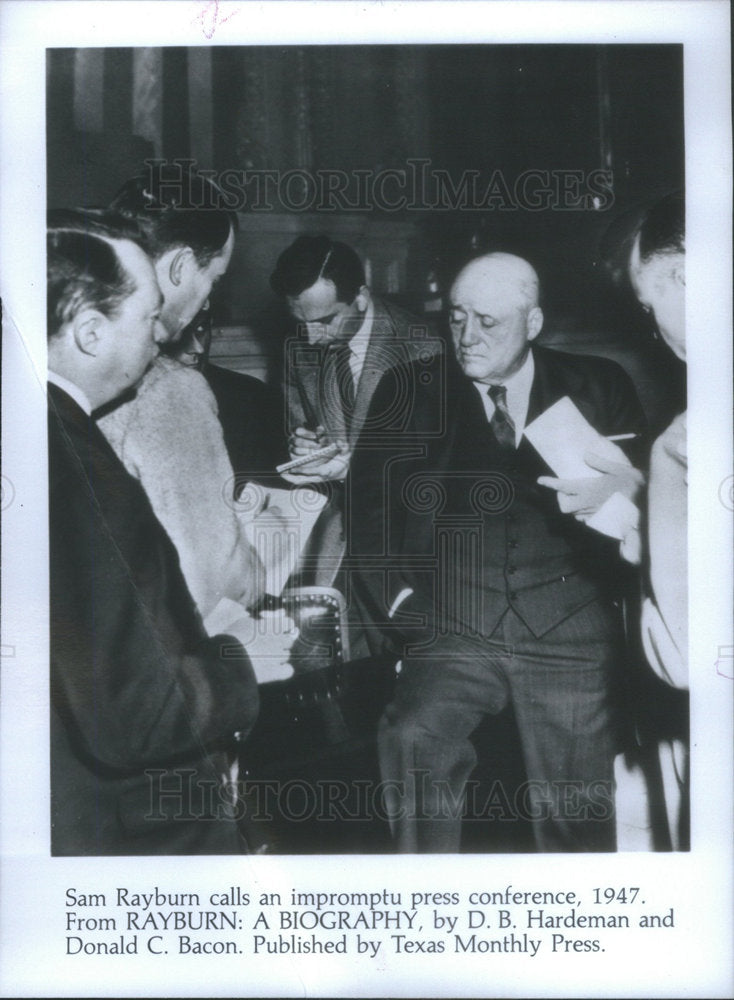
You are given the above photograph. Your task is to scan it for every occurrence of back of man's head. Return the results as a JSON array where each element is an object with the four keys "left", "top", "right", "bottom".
[
  {"left": 109, "top": 164, "right": 238, "bottom": 266},
  {"left": 270, "top": 235, "right": 365, "bottom": 304},
  {"left": 47, "top": 212, "right": 137, "bottom": 339},
  {"left": 637, "top": 191, "right": 685, "bottom": 263}
]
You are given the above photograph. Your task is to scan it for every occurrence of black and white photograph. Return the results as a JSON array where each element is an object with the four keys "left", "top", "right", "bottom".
[{"left": 1, "top": 2, "right": 731, "bottom": 997}]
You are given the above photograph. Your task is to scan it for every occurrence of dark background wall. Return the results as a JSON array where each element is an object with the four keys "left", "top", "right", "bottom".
[{"left": 46, "top": 44, "right": 685, "bottom": 429}]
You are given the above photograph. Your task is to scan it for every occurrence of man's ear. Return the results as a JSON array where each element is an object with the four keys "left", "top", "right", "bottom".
[
  {"left": 354, "top": 285, "right": 371, "bottom": 312},
  {"left": 167, "top": 247, "right": 195, "bottom": 287},
  {"left": 672, "top": 258, "right": 685, "bottom": 288},
  {"left": 527, "top": 305, "right": 544, "bottom": 341},
  {"left": 72, "top": 309, "right": 105, "bottom": 356}
]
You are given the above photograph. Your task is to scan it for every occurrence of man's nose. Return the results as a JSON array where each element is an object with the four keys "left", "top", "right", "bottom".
[
  {"left": 459, "top": 313, "right": 479, "bottom": 345},
  {"left": 153, "top": 319, "right": 172, "bottom": 345}
]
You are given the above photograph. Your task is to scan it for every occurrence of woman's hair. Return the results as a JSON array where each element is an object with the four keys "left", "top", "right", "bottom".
[{"left": 109, "top": 163, "right": 237, "bottom": 266}]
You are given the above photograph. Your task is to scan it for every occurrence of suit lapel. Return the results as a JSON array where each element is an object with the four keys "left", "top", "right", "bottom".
[
  {"left": 349, "top": 311, "right": 397, "bottom": 446},
  {"left": 525, "top": 347, "right": 564, "bottom": 425}
]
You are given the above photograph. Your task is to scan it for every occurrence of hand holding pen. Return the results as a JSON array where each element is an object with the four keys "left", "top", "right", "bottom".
[{"left": 281, "top": 425, "right": 350, "bottom": 484}]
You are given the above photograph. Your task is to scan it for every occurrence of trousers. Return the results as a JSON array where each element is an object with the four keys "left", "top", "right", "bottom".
[{"left": 377, "top": 601, "right": 622, "bottom": 852}]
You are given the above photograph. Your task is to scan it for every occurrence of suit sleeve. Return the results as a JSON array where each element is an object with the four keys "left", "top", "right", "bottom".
[
  {"left": 588, "top": 355, "right": 649, "bottom": 461},
  {"left": 347, "top": 361, "right": 425, "bottom": 641},
  {"left": 49, "top": 445, "right": 259, "bottom": 774}
]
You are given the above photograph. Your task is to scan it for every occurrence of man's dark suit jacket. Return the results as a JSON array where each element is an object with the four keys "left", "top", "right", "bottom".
[
  {"left": 285, "top": 296, "right": 443, "bottom": 593},
  {"left": 48, "top": 383, "right": 259, "bottom": 856},
  {"left": 348, "top": 345, "right": 646, "bottom": 648}
]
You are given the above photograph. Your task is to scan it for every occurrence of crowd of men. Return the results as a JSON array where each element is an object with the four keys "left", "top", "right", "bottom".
[{"left": 48, "top": 168, "right": 687, "bottom": 856}]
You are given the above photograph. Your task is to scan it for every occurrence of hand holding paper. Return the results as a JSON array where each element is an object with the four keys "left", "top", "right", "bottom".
[
  {"left": 203, "top": 602, "right": 298, "bottom": 683},
  {"left": 538, "top": 449, "right": 645, "bottom": 516},
  {"left": 525, "top": 396, "right": 644, "bottom": 540}
]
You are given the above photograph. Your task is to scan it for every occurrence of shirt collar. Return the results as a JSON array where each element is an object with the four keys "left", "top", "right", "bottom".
[
  {"left": 500, "top": 348, "right": 534, "bottom": 394},
  {"left": 472, "top": 348, "right": 536, "bottom": 440},
  {"left": 48, "top": 370, "right": 93, "bottom": 415},
  {"left": 346, "top": 299, "right": 374, "bottom": 367}
]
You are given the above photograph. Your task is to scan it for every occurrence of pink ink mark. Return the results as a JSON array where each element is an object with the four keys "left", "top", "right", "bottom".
[
  {"left": 193, "top": 0, "right": 240, "bottom": 40},
  {"left": 715, "top": 645, "right": 733, "bottom": 680}
]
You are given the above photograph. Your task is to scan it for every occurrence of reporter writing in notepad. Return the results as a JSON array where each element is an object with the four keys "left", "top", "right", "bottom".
[{"left": 270, "top": 236, "right": 441, "bottom": 659}]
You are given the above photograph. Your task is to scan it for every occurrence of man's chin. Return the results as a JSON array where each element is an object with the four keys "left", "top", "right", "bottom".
[{"left": 458, "top": 357, "right": 490, "bottom": 379}]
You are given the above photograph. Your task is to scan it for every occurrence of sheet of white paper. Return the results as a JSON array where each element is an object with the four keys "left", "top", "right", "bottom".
[
  {"left": 585, "top": 490, "right": 640, "bottom": 541},
  {"left": 240, "top": 486, "right": 326, "bottom": 595},
  {"left": 202, "top": 596, "right": 247, "bottom": 637},
  {"left": 523, "top": 395, "right": 632, "bottom": 478}
]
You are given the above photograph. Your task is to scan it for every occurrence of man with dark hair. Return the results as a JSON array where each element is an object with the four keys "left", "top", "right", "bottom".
[
  {"left": 48, "top": 219, "right": 294, "bottom": 855},
  {"left": 270, "top": 235, "right": 442, "bottom": 657}
]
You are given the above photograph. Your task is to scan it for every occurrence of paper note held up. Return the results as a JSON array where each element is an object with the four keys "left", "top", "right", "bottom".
[
  {"left": 523, "top": 395, "right": 632, "bottom": 478},
  {"left": 524, "top": 396, "right": 637, "bottom": 540}
]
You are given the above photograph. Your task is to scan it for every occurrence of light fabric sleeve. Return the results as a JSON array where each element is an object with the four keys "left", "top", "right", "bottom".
[
  {"left": 643, "top": 411, "right": 688, "bottom": 689},
  {"left": 98, "top": 357, "right": 263, "bottom": 617}
]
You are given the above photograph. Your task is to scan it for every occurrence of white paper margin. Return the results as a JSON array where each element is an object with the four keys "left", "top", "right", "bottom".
[{"left": 1, "top": 2, "right": 731, "bottom": 997}]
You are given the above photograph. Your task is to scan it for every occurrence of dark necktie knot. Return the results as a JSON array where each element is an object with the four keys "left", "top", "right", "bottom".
[{"left": 487, "top": 384, "right": 516, "bottom": 449}]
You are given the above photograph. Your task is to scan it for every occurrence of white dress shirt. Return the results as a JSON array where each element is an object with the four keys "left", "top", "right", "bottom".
[{"left": 48, "top": 370, "right": 92, "bottom": 416}]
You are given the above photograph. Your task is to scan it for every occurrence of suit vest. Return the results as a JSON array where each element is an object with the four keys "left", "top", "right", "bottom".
[{"left": 422, "top": 389, "right": 620, "bottom": 638}]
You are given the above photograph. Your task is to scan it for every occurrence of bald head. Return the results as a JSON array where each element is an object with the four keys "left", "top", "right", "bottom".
[
  {"left": 454, "top": 253, "right": 540, "bottom": 310},
  {"left": 449, "top": 253, "right": 544, "bottom": 384}
]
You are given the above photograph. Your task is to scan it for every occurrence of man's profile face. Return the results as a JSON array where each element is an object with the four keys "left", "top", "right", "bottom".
[
  {"left": 449, "top": 262, "right": 540, "bottom": 383},
  {"left": 630, "top": 236, "right": 686, "bottom": 361},
  {"left": 287, "top": 277, "right": 358, "bottom": 344},
  {"left": 157, "top": 227, "right": 235, "bottom": 341},
  {"left": 102, "top": 240, "right": 162, "bottom": 396}
]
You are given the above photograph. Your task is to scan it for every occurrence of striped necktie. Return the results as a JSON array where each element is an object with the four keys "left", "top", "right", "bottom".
[{"left": 487, "top": 384, "right": 516, "bottom": 449}]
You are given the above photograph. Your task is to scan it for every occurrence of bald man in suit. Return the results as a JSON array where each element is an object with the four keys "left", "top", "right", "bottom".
[{"left": 349, "top": 252, "right": 646, "bottom": 852}]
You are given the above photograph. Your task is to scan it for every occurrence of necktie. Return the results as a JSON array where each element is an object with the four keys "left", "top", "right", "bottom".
[
  {"left": 329, "top": 342, "right": 356, "bottom": 428},
  {"left": 487, "top": 384, "right": 516, "bottom": 449}
]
